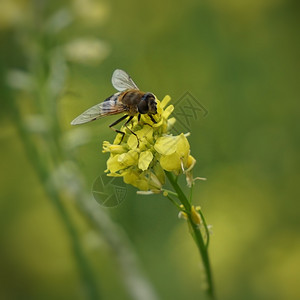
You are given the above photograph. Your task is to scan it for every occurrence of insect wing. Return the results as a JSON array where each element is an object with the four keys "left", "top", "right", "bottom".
[
  {"left": 111, "top": 69, "right": 139, "bottom": 92},
  {"left": 99, "top": 98, "right": 127, "bottom": 115},
  {"left": 71, "top": 96, "right": 127, "bottom": 125}
]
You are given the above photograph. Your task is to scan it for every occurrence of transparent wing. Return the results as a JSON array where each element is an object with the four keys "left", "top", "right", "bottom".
[
  {"left": 111, "top": 69, "right": 139, "bottom": 92},
  {"left": 71, "top": 96, "right": 127, "bottom": 125}
]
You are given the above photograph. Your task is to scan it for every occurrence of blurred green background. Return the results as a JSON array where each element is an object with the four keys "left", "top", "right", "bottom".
[{"left": 0, "top": 0, "right": 299, "bottom": 299}]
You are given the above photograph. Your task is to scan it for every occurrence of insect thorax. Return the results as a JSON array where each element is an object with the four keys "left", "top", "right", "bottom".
[{"left": 121, "top": 90, "right": 144, "bottom": 115}]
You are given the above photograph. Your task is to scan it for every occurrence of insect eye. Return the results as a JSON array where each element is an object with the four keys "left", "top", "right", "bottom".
[{"left": 138, "top": 100, "right": 149, "bottom": 114}]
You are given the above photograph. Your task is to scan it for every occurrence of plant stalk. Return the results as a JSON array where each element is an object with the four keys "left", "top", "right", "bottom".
[{"left": 166, "top": 172, "right": 215, "bottom": 299}]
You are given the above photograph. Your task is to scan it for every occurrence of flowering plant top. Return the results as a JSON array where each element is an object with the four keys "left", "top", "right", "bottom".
[{"left": 102, "top": 95, "right": 196, "bottom": 192}]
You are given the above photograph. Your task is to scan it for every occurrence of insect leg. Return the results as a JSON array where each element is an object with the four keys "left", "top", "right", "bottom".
[
  {"left": 137, "top": 113, "right": 154, "bottom": 127},
  {"left": 124, "top": 116, "right": 140, "bottom": 147},
  {"left": 124, "top": 115, "right": 134, "bottom": 126},
  {"left": 148, "top": 114, "right": 157, "bottom": 123},
  {"left": 141, "top": 114, "right": 156, "bottom": 127},
  {"left": 109, "top": 115, "right": 129, "bottom": 143},
  {"left": 109, "top": 114, "right": 128, "bottom": 127}
]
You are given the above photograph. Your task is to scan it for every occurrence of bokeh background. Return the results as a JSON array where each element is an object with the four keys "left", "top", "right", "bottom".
[{"left": 0, "top": 0, "right": 299, "bottom": 299}]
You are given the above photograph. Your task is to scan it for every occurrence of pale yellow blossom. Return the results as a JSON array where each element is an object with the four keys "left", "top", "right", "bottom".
[{"left": 103, "top": 96, "right": 196, "bottom": 192}]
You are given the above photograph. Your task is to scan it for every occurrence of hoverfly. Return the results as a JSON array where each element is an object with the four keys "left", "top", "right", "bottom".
[{"left": 71, "top": 69, "right": 157, "bottom": 144}]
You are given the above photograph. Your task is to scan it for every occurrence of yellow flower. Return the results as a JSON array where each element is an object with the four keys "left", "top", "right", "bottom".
[
  {"left": 102, "top": 95, "right": 196, "bottom": 192},
  {"left": 102, "top": 141, "right": 127, "bottom": 154},
  {"left": 154, "top": 133, "right": 190, "bottom": 175}
]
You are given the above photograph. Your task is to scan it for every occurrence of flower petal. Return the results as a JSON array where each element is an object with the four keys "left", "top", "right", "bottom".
[
  {"left": 185, "top": 155, "right": 196, "bottom": 171},
  {"left": 118, "top": 150, "right": 139, "bottom": 167},
  {"left": 103, "top": 141, "right": 127, "bottom": 154},
  {"left": 107, "top": 154, "right": 126, "bottom": 173},
  {"left": 154, "top": 136, "right": 177, "bottom": 155},
  {"left": 159, "top": 152, "right": 181, "bottom": 172},
  {"left": 167, "top": 117, "right": 176, "bottom": 131},
  {"left": 138, "top": 150, "right": 153, "bottom": 171},
  {"left": 127, "top": 126, "right": 153, "bottom": 149},
  {"left": 176, "top": 133, "right": 190, "bottom": 159},
  {"left": 148, "top": 172, "right": 162, "bottom": 189},
  {"left": 162, "top": 104, "right": 174, "bottom": 120},
  {"left": 160, "top": 95, "right": 171, "bottom": 109}
]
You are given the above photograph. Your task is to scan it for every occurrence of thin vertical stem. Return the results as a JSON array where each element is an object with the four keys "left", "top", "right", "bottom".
[
  {"left": 10, "top": 99, "right": 101, "bottom": 300},
  {"left": 166, "top": 172, "right": 215, "bottom": 299}
]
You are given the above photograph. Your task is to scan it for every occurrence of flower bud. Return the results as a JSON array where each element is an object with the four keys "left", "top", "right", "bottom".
[{"left": 191, "top": 205, "right": 202, "bottom": 225}]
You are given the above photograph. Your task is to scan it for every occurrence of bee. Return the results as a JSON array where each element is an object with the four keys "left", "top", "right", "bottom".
[{"left": 71, "top": 69, "right": 157, "bottom": 144}]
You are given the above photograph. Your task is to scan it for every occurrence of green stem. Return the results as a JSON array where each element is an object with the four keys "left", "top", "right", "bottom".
[
  {"left": 162, "top": 189, "right": 178, "bottom": 198},
  {"left": 46, "top": 186, "right": 101, "bottom": 300},
  {"left": 190, "top": 184, "right": 210, "bottom": 247},
  {"left": 166, "top": 172, "right": 215, "bottom": 299},
  {"left": 11, "top": 101, "right": 101, "bottom": 300},
  {"left": 165, "top": 195, "right": 182, "bottom": 210},
  {"left": 198, "top": 208, "right": 210, "bottom": 248},
  {"left": 189, "top": 182, "right": 195, "bottom": 204}
]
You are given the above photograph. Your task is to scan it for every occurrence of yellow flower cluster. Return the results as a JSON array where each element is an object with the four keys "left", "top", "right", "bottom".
[{"left": 102, "top": 95, "right": 196, "bottom": 191}]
